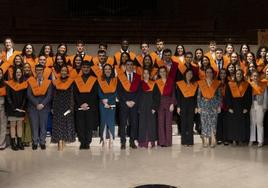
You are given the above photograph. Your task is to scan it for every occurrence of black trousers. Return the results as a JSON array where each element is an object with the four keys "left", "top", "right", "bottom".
[
  {"left": 216, "top": 111, "right": 228, "bottom": 142},
  {"left": 180, "top": 109, "right": 195, "bottom": 145},
  {"left": 119, "top": 103, "right": 138, "bottom": 144},
  {"left": 75, "top": 110, "right": 94, "bottom": 145}
]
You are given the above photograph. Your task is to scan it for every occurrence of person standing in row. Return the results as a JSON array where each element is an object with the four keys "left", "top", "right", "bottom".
[
  {"left": 6, "top": 67, "right": 28, "bottom": 150},
  {"left": 27, "top": 64, "right": 53, "bottom": 150},
  {"left": 74, "top": 61, "right": 98, "bottom": 150},
  {"left": 225, "top": 69, "right": 252, "bottom": 145},
  {"left": 98, "top": 64, "right": 117, "bottom": 148},
  {"left": 117, "top": 60, "right": 140, "bottom": 149},
  {"left": 52, "top": 65, "right": 76, "bottom": 151},
  {"left": 197, "top": 67, "right": 221, "bottom": 148},
  {"left": 0, "top": 68, "right": 7, "bottom": 150},
  {"left": 176, "top": 69, "right": 198, "bottom": 146},
  {"left": 249, "top": 71, "right": 267, "bottom": 147},
  {"left": 138, "top": 68, "right": 160, "bottom": 148}
]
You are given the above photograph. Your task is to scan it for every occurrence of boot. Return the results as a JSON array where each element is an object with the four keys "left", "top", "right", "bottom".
[
  {"left": 11, "top": 138, "right": 18, "bottom": 151},
  {"left": 17, "top": 137, "right": 24, "bottom": 150}
]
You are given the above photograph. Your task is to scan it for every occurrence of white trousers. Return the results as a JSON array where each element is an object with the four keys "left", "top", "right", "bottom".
[{"left": 250, "top": 101, "right": 265, "bottom": 143}]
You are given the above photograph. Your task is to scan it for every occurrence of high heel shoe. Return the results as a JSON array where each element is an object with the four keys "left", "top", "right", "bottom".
[
  {"left": 203, "top": 137, "right": 209, "bottom": 148},
  {"left": 58, "top": 140, "right": 63, "bottom": 151}
]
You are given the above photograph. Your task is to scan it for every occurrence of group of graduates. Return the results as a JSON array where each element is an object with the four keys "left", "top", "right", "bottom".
[{"left": 0, "top": 38, "right": 267, "bottom": 151}]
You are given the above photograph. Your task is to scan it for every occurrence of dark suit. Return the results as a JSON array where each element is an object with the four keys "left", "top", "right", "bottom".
[
  {"left": 117, "top": 72, "right": 140, "bottom": 144},
  {"left": 27, "top": 82, "right": 53, "bottom": 145}
]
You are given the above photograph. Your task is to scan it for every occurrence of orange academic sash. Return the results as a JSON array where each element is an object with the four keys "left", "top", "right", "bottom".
[
  {"left": 155, "top": 79, "right": 165, "bottom": 95},
  {"left": 75, "top": 76, "right": 97, "bottom": 93},
  {"left": 28, "top": 77, "right": 51, "bottom": 96},
  {"left": 114, "top": 51, "right": 136, "bottom": 65},
  {"left": 228, "top": 81, "right": 249, "bottom": 98},
  {"left": 53, "top": 77, "right": 74, "bottom": 90},
  {"left": 176, "top": 80, "right": 198, "bottom": 97},
  {"left": 5, "top": 80, "right": 28, "bottom": 91},
  {"left": 98, "top": 77, "right": 117, "bottom": 93},
  {"left": 0, "top": 86, "right": 6, "bottom": 96},
  {"left": 249, "top": 81, "right": 267, "bottom": 96},
  {"left": 198, "top": 79, "right": 220, "bottom": 99},
  {"left": 117, "top": 72, "right": 131, "bottom": 92}
]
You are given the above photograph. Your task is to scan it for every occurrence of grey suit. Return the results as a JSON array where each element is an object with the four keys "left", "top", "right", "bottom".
[{"left": 27, "top": 84, "right": 53, "bottom": 145}]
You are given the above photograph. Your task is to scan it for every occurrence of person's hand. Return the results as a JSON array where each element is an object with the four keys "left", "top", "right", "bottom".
[
  {"left": 152, "top": 109, "right": 156, "bottom": 114},
  {"left": 81, "top": 103, "right": 89, "bottom": 110},
  {"left": 243, "top": 109, "right": 248, "bottom": 114},
  {"left": 194, "top": 108, "right": 198, "bottom": 114},
  {"left": 104, "top": 103, "right": 110, "bottom": 108},
  {"left": 228, "top": 109, "right": 234, "bottom": 114},
  {"left": 177, "top": 107, "right": 181, "bottom": 114},
  {"left": 129, "top": 101, "right": 135, "bottom": 108},
  {"left": 197, "top": 108, "right": 201, "bottom": 113},
  {"left": 169, "top": 104, "right": 174, "bottom": 112},
  {"left": 126, "top": 101, "right": 132, "bottom": 108},
  {"left": 217, "top": 107, "right": 221, "bottom": 113},
  {"left": 37, "top": 104, "right": 44, "bottom": 110},
  {"left": 102, "top": 99, "right": 108, "bottom": 104}
]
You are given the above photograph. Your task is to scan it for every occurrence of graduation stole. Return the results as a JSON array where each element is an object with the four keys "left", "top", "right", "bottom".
[
  {"left": 114, "top": 51, "right": 136, "bottom": 65},
  {"left": 198, "top": 69, "right": 206, "bottom": 80},
  {"left": 45, "top": 56, "right": 54, "bottom": 68},
  {"left": 141, "top": 80, "right": 155, "bottom": 92},
  {"left": 32, "top": 67, "right": 52, "bottom": 80},
  {"left": 69, "top": 69, "right": 82, "bottom": 79},
  {"left": 249, "top": 81, "right": 267, "bottom": 96},
  {"left": 176, "top": 80, "right": 198, "bottom": 98},
  {"left": 135, "top": 55, "right": 144, "bottom": 67},
  {"left": 117, "top": 72, "right": 139, "bottom": 92},
  {"left": 198, "top": 79, "right": 220, "bottom": 99},
  {"left": 75, "top": 76, "right": 97, "bottom": 93},
  {"left": 223, "top": 55, "right": 230, "bottom": 69},
  {"left": 171, "top": 55, "right": 184, "bottom": 64},
  {"left": 228, "top": 81, "right": 249, "bottom": 98},
  {"left": 24, "top": 57, "right": 37, "bottom": 68},
  {"left": 177, "top": 61, "right": 198, "bottom": 74},
  {"left": 53, "top": 77, "right": 73, "bottom": 90},
  {"left": 5, "top": 80, "right": 28, "bottom": 91},
  {"left": 0, "top": 86, "right": 6, "bottom": 96},
  {"left": 28, "top": 77, "right": 51, "bottom": 96},
  {"left": 91, "top": 65, "right": 103, "bottom": 78},
  {"left": 256, "top": 58, "right": 265, "bottom": 72},
  {"left": 98, "top": 77, "right": 117, "bottom": 93}
]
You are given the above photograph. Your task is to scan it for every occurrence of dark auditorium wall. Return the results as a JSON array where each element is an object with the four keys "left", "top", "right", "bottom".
[{"left": 0, "top": 0, "right": 267, "bottom": 44}]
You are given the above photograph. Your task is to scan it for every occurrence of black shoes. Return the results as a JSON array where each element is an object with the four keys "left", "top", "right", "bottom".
[
  {"left": 130, "top": 140, "right": 137, "bottom": 149},
  {"left": 40, "top": 144, "right": 46, "bottom": 150},
  {"left": 11, "top": 138, "right": 18, "bottom": 151},
  {"left": 32, "top": 144, "right": 38, "bottom": 150},
  {"left": 79, "top": 143, "right": 90, "bottom": 150},
  {"left": 17, "top": 138, "right": 24, "bottom": 150},
  {"left": 121, "top": 143, "right": 126, "bottom": 150}
]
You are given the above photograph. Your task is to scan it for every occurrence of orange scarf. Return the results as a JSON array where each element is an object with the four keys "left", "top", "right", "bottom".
[
  {"left": 98, "top": 77, "right": 117, "bottom": 93},
  {"left": 5, "top": 80, "right": 28, "bottom": 91},
  {"left": 198, "top": 79, "right": 220, "bottom": 99},
  {"left": 176, "top": 80, "right": 198, "bottom": 97},
  {"left": 75, "top": 76, "right": 97, "bottom": 93},
  {"left": 0, "top": 86, "right": 6, "bottom": 96},
  {"left": 228, "top": 81, "right": 249, "bottom": 98},
  {"left": 28, "top": 77, "right": 51, "bottom": 96},
  {"left": 249, "top": 81, "right": 267, "bottom": 96},
  {"left": 53, "top": 77, "right": 73, "bottom": 90}
]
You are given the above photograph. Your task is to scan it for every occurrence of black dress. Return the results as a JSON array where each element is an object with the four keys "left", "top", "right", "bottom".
[
  {"left": 51, "top": 83, "right": 76, "bottom": 143},
  {"left": 176, "top": 82, "right": 197, "bottom": 145},
  {"left": 225, "top": 82, "right": 252, "bottom": 142},
  {"left": 6, "top": 82, "right": 27, "bottom": 118},
  {"left": 138, "top": 82, "right": 160, "bottom": 146}
]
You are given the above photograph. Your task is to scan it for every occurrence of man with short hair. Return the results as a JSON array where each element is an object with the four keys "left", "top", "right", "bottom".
[{"left": 27, "top": 64, "right": 53, "bottom": 150}]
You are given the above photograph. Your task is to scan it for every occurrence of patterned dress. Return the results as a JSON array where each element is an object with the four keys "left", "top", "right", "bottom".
[
  {"left": 51, "top": 85, "right": 76, "bottom": 143},
  {"left": 197, "top": 88, "right": 221, "bottom": 137}
]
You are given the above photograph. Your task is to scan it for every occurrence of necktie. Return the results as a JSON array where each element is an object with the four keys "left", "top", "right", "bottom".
[{"left": 128, "top": 73, "right": 132, "bottom": 83}]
